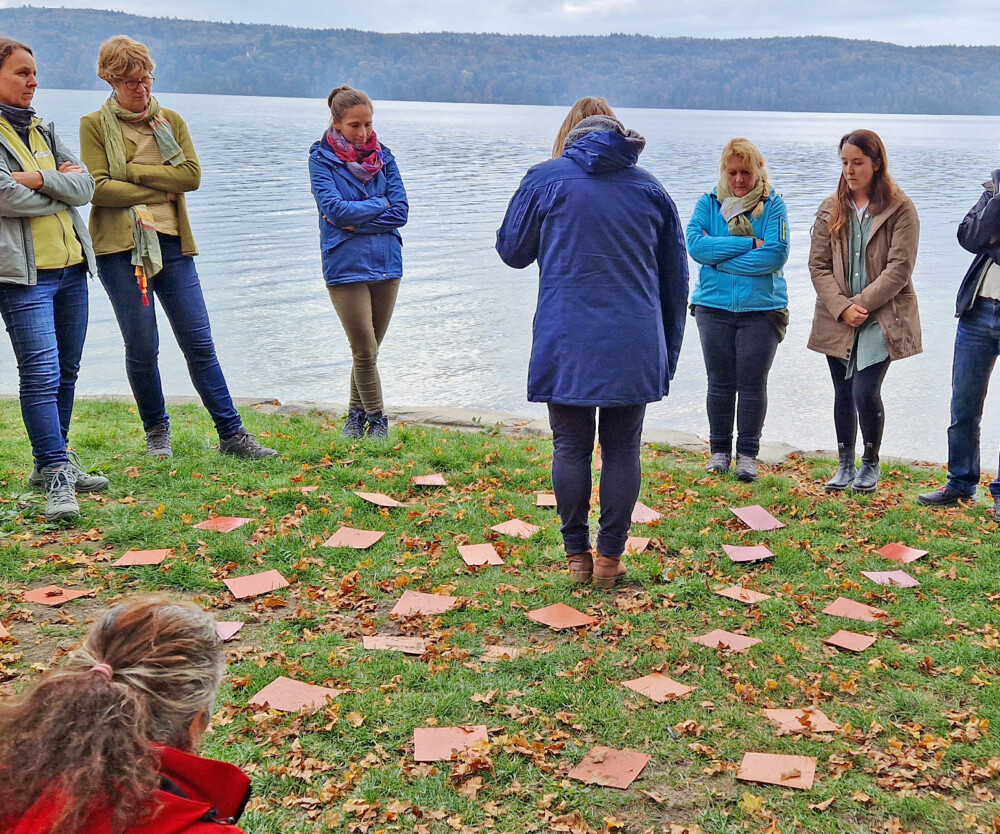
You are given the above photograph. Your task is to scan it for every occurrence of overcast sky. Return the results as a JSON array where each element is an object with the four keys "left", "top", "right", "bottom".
[{"left": 17, "top": 0, "right": 1000, "bottom": 45}]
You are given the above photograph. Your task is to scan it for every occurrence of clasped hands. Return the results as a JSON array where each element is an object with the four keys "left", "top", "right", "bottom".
[{"left": 840, "top": 303, "right": 869, "bottom": 327}]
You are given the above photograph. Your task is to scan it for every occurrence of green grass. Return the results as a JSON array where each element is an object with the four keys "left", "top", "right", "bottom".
[{"left": 1, "top": 398, "right": 999, "bottom": 834}]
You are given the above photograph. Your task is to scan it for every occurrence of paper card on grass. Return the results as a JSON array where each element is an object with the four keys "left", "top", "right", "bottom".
[
  {"left": 362, "top": 635, "right": 426, "bottom": 655},
  {"left": 737, "top": 752, "right": 816, "bottom": 790},
  {"left": 112, "top": 548, "right": 172, "bottom": 567},
  {"left": 861, "top": 569, "right": 919, "bottom": 588},
  {"left": 412, "top": 473, "right": 447, "bottom": 487},
  {"left": 877, "top": 542, "right": 928, "bottom": 564},
  {"left": 631, "top": 501, "right": 661, "bottom": 523},
  {"left": 390, "top": 590, "right": 459, "bottom": 616},
  {"left": 224, "top": 569, "right": 289, "bottom": 600},
  {"left": 458, "top": 543, "right": 504, "bottom": 566},
  {"left": 763, "top": 708, "right": 838, "bottom": 734},
  {"left": 690, "top": 629, "right": 760, "bottom": 653},
  {"left": 723, "top": 544, "right": 774, "bottom": 563},
  {"left": 250, "top": 676, "right": 342, "bottom": 712},
  {"left": 0, "top": 622, "right": 10, "bottom": 641},
  {"left": 569, "top": 746, "right": 651, "bottom": 790},
  {"left": 624, "top": 536, "right": 650, "bottom": 555},
  {"left": 730, "top": 505, "right": 785, "bottom": 531},
  {"left": 193, "top": 516, "right": 253, "bottom": 533},
  {"left": 535, "top": 492, "right": 557, "bottom": 507},
  {"left": 298, "top": 485, "right": 319, "bottom": 493},
  {"left": 216, "top": 622, "right": 244, "bottom": 642},
  {"left": 822, "top": 596, "right": 886, "bottom": 622},
  {"left": 823, "top": 630, "right": 877, "bottom": 652},
  {"left": 413, "top": 725, "right": 488, "bottom": 762},
  {"left": 482, "top": 645, "right": 528, "bottom": 662},
  {"left": 354, "top": 491, "right": 404, "bottom": 508},
  {"left": 22, "top": 586, "right": 92, "bottom": 606},
  {"left": 622, "top": 672, "right": 695, "bottom": 702},
  {"left": 527, "top": 603, "right": 597, "bottom": 630},
  {"left": 716, "top": 585, "right": 771, "bottom": 605},
  {"left": 490, "top": 519, "right": 540, "bottom": 539},
  {"left": 323, "top": 526, "right": 386, "bottom": 549}
]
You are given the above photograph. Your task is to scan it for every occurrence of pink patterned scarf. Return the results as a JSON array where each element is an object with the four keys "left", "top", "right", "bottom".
[{"left": 326, "top": 128, "right": 384, "bottom": 184}]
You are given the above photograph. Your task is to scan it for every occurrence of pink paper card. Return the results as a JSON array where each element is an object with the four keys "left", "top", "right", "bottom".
[
  {"left": 631, "top": 501, "right": 661, "bottom": 523},
  {"left": 250, "top": 676, "right": 342, "bottom": 712},
  {"left": 624, "top": 536, "right": 650, "bottom": 555},
  {"left": 354, "top": 491, "right": 404, "bottom": 508},
  {"left": 412, "top": 473, "right": 447, "bottom": 486},
  {"left": 527, "top": 603, "right": 597, "bottom": 630},
  {"left": 216, "top": 622, "right": 245, "bottom": 642},
  {"left": 822, "top": 596, "right": 886, "bottom": 622},
  {"left": 112, "top": 548, "right": 172, "bottom": 567},
  {"left": 193, "top": 516, "right": 253, "bottom": 533},
  {"left": 323, "top": 526, "right": 386, "bottom": 549},
  {"left": 535, "top": 492, "right": 557, "bottom": 507},
  {"left": 22, "top": 586, "right": 91, "bottom": 606},
  {"left": 223, "top": 569, "right": 289, "bottom": 600},
  {"left": 0, "top": 622, "right": 10, "bottom": 641},
  {"left": 458, "top": 543, "right": 504, "bottom": 566},
  {"left": 569, "top": 746, "right": 651, "bottom": 790},
  {"left": 362, "top": 635, "right": 426, "bottom": 654},
  {"left": 482, "top": 645, "right": 528, "bottom": 662},
  {"left": 861, "top": 570, "right": 920, "bottom": 588},
  {"left": 413, "top": 725, "right": 488, "bottom": 762},
  {"left": 763, "top": 708, "right": 838, "bottom": 733},
  {"left": 877, "top": 542, "right": 928, "bottom": 564},
  {"left": 390, "top": 590, "right": 458, "bottom": 616},
  {"left": 490, "top": 519, "right": 540, "bottom": 539},
  {"left": 298, "top": 485, "right": 319, "bottom": 493},
  {"left": 823, "top": 630, "right": 877, "bottom": 652},
  {"left": 730, "top": 505, "right": 785, "bottom": 531},
  {"left": 723, "top": 544, "right": 774, "bottom": 563},
  {"left": 737, "top": 752, "right": 816, "bottom": 790},
  {"left": 689, "top": 629, "right": 761, "bottom": 653},
  {"left": 716, "top": 585, "right": 771, "bottom": 605},
  {"left": 622, "top": 673, "right": 695, "bottom": 702}
]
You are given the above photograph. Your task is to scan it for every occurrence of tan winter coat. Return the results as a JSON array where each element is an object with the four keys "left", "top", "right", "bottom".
[{"left": 807, "top": 191, "right": 922, "bottom": 361}]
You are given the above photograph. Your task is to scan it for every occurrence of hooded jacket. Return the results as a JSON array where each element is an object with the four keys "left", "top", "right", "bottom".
[
  {"left": 954, "top": 169, "right": 1000, "bottom": 316},
  {"left": 496, "top": 129, "right": 689, "bottom": 407}
]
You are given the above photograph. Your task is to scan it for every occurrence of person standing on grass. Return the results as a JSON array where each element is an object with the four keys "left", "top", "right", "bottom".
[
  {"left": 0, "top": 38, "right": 108, "bottom": 522},
  {"left": 80, "top": 36, "right": 276, "bottom": 460},
  {"left": 686, "top": 138, "right": 789, "bottom": 483},
  {"left": 309, "top": 85, "right": 408, "bottom": 441},
  {"left": 496, "top": 109, "right": 688, "bottom": 589},
  {"left": 808, "top": 129, "right": 921, "bottom": 495}
]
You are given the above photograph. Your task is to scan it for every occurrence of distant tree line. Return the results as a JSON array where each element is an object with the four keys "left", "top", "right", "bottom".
[{"left": 3, "top": 7, "right": 1000, "bottom": 115}]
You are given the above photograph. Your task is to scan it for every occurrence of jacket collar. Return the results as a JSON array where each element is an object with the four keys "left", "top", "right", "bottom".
[{"left": 154, "top": 744, "right": 251, "bottom": 825}]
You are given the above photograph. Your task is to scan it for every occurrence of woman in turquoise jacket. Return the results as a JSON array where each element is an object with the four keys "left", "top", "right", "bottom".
[{"left": 686, "top": 138, "right": 789, "bottom": 482}]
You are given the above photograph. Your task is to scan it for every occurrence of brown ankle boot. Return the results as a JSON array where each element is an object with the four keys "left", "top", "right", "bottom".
[
  {"left": 566, "top": 552, "right": 593, "bottom": 583},
  {"left": 592, "top": 553, "right": 626, "bottom": 588}
]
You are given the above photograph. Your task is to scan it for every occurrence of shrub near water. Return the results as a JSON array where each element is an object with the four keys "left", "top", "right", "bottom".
[{"left": 0, "top": 399, "right": 998, "bottom": 834}]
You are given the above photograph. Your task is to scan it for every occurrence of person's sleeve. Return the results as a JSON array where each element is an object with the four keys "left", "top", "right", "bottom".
[
  {"left": 0, "top": 161, "right": 69, "bottom": 217},
  {"left": 716, "top": 196, "right": 790, "bottom": 276},
  {"left": 957, "top": 177, "right": 1000, "bottom": 257},
  {"left": 123, "top": 113, "right": 201, "bottom": 193},
  {"left": 658, "top": 192, "right": 690, "bottom": 381},
  {"left": 853, "top": 200, "right": 920, "bottom": 312},
  {"left": 80, "top": 114, "right": 169, "bottom": 207},
  {"left": 309, "top": 153, "right": 390, "bottom": 228},
  {"left": 36, "top": 127, "right": 95, "bottom": 206},
  {"left": 808, "top": 209, "right": 852, "bottom": 322},
  {"left": 685, "top": 193, "right": 754, "bottom": 265},
  {"left": 350, "top": 157, "right": 409, "bottom": 233},
  {"left": 495, "top": 174, "right": 545, "bottom": 269}
]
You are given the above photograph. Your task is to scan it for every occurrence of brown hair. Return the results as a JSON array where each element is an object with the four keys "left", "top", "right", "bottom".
[
  {"left": 718, "top": 137, "right": 770, "bottom": 218},
  {"left": 828, "top": 129, "right": 898, "bottom": 235},
  {"left": 0, "top": 598, "right": 225, "bottom": 834},
  {"left": 0, "top": 37, "right": 32, "bottom": 69},
  {"left": 552, "top": 96, "right": 616, "bottom": 157},
  {"left": 96, "top": 35, "right": 155, "bottom": 83},
  {"left": 327, "top": 85, "right": 373, "bottom": 125}
]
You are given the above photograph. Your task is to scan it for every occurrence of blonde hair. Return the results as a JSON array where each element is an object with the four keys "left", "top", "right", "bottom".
[
  {"left": 552, "top": 96, "right": 616, "bottom": 157},
  {"left": 97, "top": 35, "right": 155, "bottom": 83},
  {"left": 719, "top": 137, "right": 771, "bottom": 218}
]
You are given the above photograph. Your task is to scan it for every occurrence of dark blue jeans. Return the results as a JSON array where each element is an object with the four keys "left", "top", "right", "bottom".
[
  {"left": 946, "top": 298, "right": 1000, "bottom": 498},
  {"left": 693, "top": 306, "right": 781, "bottom": 457},
  {"left": 97, "top": 234, "right": 242, "bottom": 439},
  {"left": 547, "top": 403, "right": 646, "bottom": 557},
  {"left": 0, "top": 264, "right": 88, "bottom": 469}
]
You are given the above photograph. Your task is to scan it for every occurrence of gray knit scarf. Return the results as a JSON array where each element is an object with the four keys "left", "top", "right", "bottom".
[{"left": 563, "top": 115, "right": 646, "bottom": 156}]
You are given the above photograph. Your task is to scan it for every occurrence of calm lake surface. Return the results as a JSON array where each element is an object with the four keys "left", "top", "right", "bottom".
[{"left": 7, "top": 90, "right": 1000, "bottom": 463}]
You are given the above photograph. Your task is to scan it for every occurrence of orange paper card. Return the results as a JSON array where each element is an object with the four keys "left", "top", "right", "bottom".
[
  {"left": 413, "top": 725, "right": 488, "bottom": 762},
  {"left": 0, "top": 622, "right": 10, "bottom": 641},
  {"left": 690, "top": 629, "right": 760, "bottom": 653},
  {"left": 631, "top": 501, "right": 661, "bottom": 523},
  {"left": 482, "top": 645, "right": 528, "bottom": 662},
  {"left": 569, "top": 746, "right": 651, "bottom": 790},
  {"left": 112, "top": 548, "right": 172, "bottom": 567},
  {"left": 390, "top": 590, "right": 459, "bottom": 616},
  {"left": 861, "top": 569, "right": 919, "bottom": 588},
  {"left": 624, "top": 536, "right": 650, "bottom": 554},
  {"left": 362, "top": 635, "right": 426, "bottom": 655},
  {"left": 822, "top": 596, "right": 886, "bottom": 622},
  {"left": 622, "top": 672, "right": 695, "bottom": 702},
  {"left": 490, "top": 519, "right": 540, "bottom": 539},
  {"left": 22, "top": 586, "right": 91, "bottom": 606},
  {"left": 723, "top": 544, "right": 774, "bottom": 563},
  {"left": 716, "top": 585, "right": 771, "bottom": 604},
  {"left": 824, "top": 630, "right": 877, "bottom": 652},
  {"left": 458, "top": 543, "right": 504, "bottom": 566},
  {"left": 763, "top": 708, "right": 838, "bottom": 733},
  {"left": 527, "top": 603, "right": 597, "bottom": 630},
  {"left": 535, "top": 492, "right": 557, "bottom": 507},
  {"left": 412, "top": 473, "right": 447, "bottom": 486},
  {"left": 730, "top": 505, "right": 785, "bottom": 531},
  {"left": 323, "top": 527, "right": 386, "bottom": 549},
  {"left": 354, "top": 491, "right": 404, "bottom": 508},
  {"left": 878, "top": 542, "right": 928, "bottom": 563},
  {"left": 737, "top": 752, "right": 816, "bottom": 790},
  {"left": 193, "top": 516, "right": 253, "bottom": 533},
  {"left": 250, "top": 676, "right": 342, "bottom": 711},
  {"left": 216, "top": 622, "right": 244, "bottom": 642},
  {"left": 224, "top": 569, "right": 289, "bottom": 600}
]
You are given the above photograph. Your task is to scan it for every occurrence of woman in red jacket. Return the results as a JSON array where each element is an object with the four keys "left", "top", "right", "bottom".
[{"left": 0, "top": 598, "right": 250, "bottom": 834}]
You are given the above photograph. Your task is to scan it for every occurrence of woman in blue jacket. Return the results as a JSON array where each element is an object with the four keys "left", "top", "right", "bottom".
[
  {"left": 686, "top": 138, "right": 789, "bottom": 482},
  {"left": 309, "top": 85, "right": 408, "bottom": 440},
  {"left": 497, "top": 112, "right": 689, "bottom": 589}
]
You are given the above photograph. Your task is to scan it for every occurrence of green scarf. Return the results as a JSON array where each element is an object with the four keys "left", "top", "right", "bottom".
[{"left": 717, "top": 179, "right": 767, "bottom": 237}]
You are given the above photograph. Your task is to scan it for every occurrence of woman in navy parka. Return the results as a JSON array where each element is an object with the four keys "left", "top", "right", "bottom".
[{"left": 496, "top": 112, "right": 689, "bottom": 588}]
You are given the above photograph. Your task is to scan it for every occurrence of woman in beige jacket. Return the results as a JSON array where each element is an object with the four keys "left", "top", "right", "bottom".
[{"left": 808, "top": 129, "right": 921, "bottom": 494}]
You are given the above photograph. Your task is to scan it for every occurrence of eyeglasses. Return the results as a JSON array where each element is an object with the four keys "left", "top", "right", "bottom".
[{"left": 118, "top": 76, "right": 155, "bottom": 90}]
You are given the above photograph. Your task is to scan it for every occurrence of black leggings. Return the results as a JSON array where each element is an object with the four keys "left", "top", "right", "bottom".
[{"left": 826, "top": 355, "right": 891, "bottom": 450}]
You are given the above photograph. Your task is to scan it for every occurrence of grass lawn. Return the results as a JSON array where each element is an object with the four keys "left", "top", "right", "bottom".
[{"left": 1, "top": 398, "right": 998, "bottom": 834}]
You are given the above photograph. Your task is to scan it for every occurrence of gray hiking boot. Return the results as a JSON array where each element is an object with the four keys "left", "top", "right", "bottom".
[
  {"left": 219, "top": 427, "right": 278, "bottom": 458},
  {"left": 145, "top": 423, "right": 173, "bottom": 458},
  {"left": 42, "top": 465, "right": 79, "bottom": 522},
  {"left": 705, "top": 452, "right": 731, "bottom": 473},
  {"left": 29, "top": 451, "right": 108, "bottom": 493},
  {"left": 342, "top": 406, "right": 367, "bottom": 439},
  {"left": 365, "top": 410, "right": 390, "bottom": 440},
  {"left": 735, "top": 453, "right": 759, "bottom": 483}
]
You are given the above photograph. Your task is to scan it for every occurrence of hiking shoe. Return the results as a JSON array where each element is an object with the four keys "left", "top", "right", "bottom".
[
  {"left": 29, "top": 451, "right": 108, "bottom": 493},
  {"left": 145, "top": 423, "right": 173, "bottom": 458},
  {"left": 342, "top": 406, "right": 367, "bottom": 439},
  {"left": 735, "top": 454, "right": 758, "bottom": 482},
  {"left": 365, "top": 410, "right": 390, "bottom": 440},
  {"left": 42, "top": 465, "right": 79, "bottom": 522},
  {"left": 705, "top": 452, "right": 731, "bottom": 473},
  {"left": 592, "top": 554, "right": 626, "bottom": 589},
  {"left": 219, "top": 427, "right": 278, "bottom": 458},
  {"left": 916, "top": 486, "right": 975, "bottom": 507}
]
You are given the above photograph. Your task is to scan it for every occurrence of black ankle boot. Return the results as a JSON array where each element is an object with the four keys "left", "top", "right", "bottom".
[
  {"left": 825, "top": 443, "right": 856, "bottom": 492},
  {"left": 852, "top": 442, "right": 880, "bottom": 493}
]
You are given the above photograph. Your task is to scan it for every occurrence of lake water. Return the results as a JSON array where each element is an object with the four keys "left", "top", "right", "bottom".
[{"left": 6, "top": 90, "right": 1000, "bottom": 464}]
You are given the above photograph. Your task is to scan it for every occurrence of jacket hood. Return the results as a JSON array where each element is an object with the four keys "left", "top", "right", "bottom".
[
  {"left": 309, "top": 136, "right": 394, "bottom": 167},
  {"left": 563, "top": 130, "right": 639, "bottom": 174}
]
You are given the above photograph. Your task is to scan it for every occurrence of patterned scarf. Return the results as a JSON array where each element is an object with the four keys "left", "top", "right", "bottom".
[
  {"left": 717, "top": 178, "right": 767, "bottom": 237},
  {"left": 325, "top": 128, "right": 384, "bottom": 184}
]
